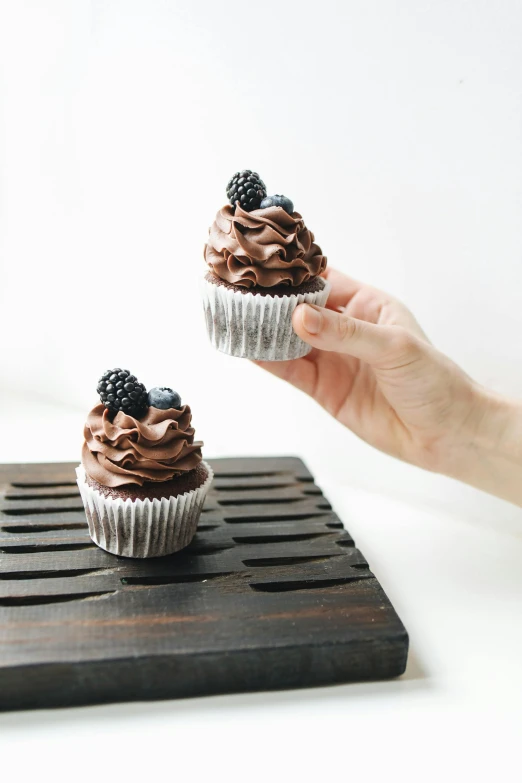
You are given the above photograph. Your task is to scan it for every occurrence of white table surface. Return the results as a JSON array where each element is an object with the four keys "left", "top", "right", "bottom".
[{"left": 0, "top": 392, "right": 521, "bottom": 783}]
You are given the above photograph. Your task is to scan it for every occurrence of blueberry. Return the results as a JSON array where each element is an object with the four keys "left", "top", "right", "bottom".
[
  {"left": 260, "top": 194, "right": 294, "bottom": 214},
  {"left": 147, "top": 387, "right": 182, "bottom": 410}
]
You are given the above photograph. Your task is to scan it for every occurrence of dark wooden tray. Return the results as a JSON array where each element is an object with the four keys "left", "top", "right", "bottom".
[{"left": 0, "top": 457, "right": 408, "bottom": 710}]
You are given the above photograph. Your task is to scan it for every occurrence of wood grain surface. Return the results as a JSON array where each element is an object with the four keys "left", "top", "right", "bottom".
[{"left": 0, "top": 457, "right": 408, "bottom": 710}]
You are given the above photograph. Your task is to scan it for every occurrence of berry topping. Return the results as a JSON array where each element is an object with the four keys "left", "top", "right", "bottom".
[
  {"left": 97, "top": 368, "right": 148, "bottom": 418},
  {"left": 147, "top": 387, "right": 182, "bottom": 410},
  {"left": 226, "top": 170, "right": 267, "bottom": 212},
  {"left": 260, "top": 194, "right": 294, "bottom": 215}
]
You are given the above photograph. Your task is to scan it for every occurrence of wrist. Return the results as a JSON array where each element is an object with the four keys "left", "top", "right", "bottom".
[{"left": 449, "top": 386, "right": 522, "bottom": 505}]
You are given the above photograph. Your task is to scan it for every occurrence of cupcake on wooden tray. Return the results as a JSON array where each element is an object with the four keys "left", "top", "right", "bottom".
[
  {"left": 76, "top": 368, "right": 213, "bottom": 558},
  {"left": 202, "top": 170, "right": 330, "bottom": 361}
]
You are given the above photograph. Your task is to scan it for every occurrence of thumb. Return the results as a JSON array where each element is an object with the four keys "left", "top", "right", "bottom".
[{"left": 293, "top": 304, "right": 408, "bottom": 365}]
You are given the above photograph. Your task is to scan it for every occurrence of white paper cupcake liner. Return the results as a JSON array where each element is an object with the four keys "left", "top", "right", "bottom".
[
  {"left": 76, "top": 462, "right": 214, "bottom": 559},
  {"left": 201, "top": 276, "right": 331, "bottom": 361}
]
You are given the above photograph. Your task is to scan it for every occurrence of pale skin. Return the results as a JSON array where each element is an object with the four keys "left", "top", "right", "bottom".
[{"left": 257, "top": 267, "right": 522, "bottom": 507}]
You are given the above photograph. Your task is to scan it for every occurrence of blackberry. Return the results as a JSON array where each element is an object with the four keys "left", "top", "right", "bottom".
[
  {"left": 97, "top": 368, "right": 148, "bottom": 418},
  {"left": 226, "top": 170, "right": 267, "bottom": 212}
]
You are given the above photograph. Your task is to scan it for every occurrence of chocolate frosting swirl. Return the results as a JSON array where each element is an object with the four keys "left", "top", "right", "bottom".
[
  {"left": 82, "top": 403, "right": 203, "bottom": 488},
  {"left": 205, "top": 204, "right": 327, "bottom": 288}
]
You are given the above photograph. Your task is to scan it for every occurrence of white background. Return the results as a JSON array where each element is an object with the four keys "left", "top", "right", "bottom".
[{"left": 0, "top": 1, "right": 521, "bottom": 781}]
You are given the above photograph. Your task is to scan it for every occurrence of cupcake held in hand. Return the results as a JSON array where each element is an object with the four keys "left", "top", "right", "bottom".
[
  {"left": 76, "top": 368, "right": 213, "bottom": 558},
  {"left": 202, "top": 170, "right": 330, "bottom": 361}
]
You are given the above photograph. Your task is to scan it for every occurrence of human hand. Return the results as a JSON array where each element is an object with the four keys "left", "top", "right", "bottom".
[{"left": 256, "top": 267, "right": 494, "bottom": 479}]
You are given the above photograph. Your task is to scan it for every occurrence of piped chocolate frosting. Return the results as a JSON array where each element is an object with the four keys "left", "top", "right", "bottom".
[
  {"left": 205, "top": 203, "right": 326, "bottom": 289},
  {"left": 82, "top": 403, "right": 203, "bottom": 488}
]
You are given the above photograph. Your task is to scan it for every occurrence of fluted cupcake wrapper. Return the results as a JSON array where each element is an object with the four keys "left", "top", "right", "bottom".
[
  {"left": 201, "top": 276, "right": 331, "bottom": 361},
  {"left": 76, "top": 462, "right": 213, "bottom": 559}
]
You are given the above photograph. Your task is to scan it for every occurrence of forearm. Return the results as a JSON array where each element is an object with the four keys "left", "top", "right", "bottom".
[{"left": 448, "top": 389, "right": 522, "bottom": 506}]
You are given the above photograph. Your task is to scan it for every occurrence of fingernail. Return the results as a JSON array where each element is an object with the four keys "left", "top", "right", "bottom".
[{"left": 301, "top": 304, "right": 323, "bottom": 335}]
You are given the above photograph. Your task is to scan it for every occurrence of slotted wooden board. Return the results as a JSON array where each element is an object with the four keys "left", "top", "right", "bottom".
[{"left": 0, "top": 457, "right": 408, "bottom": 710}]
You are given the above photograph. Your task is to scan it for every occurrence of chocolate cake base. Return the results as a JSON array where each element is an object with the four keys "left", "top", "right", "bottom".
[
  {"left": 85, "top": 463, "right": 210, "bottom": 502},
  {"left": 202, "top": 270, "right": 330, "bottom": 361},
  {"left": 205, "top": 271, "right": 325, "bottom": 297}
]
